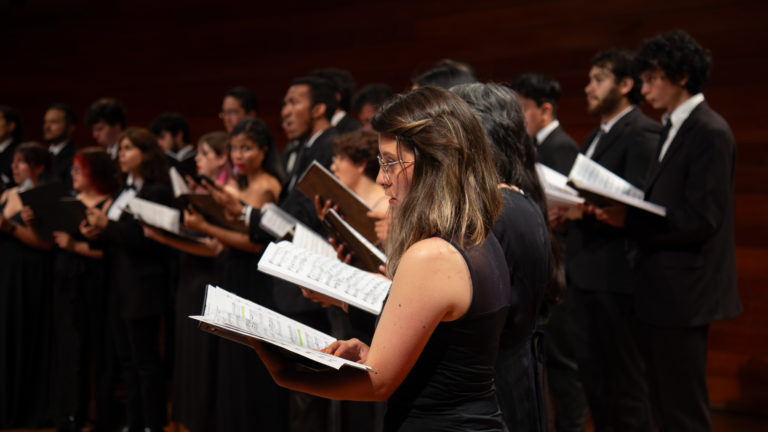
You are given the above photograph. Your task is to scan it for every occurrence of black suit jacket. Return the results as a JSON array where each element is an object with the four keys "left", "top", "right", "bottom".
[
  {"left": 537, "top": 125, "right": 579, "bottom": 175},
  {"left": 251, "top": 127, "right": 339, "bottom": 315},
  {"left": 626, "top": 102, "right": 741, "bottom": 327},
  {"left": 567, "top": 108, "right": 660, "bottom": 293},
  {"left": 102, "top": 181, "right": 174, "bottom": 319},
  {"left": 52, "top": 141, "right": 76, "bottom": 191}
]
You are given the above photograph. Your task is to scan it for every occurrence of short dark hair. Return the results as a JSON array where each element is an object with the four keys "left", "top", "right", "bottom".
[
  {"left": 225, "top": 87, "right": 258, "bottom": 114},
  {"left": 290, "top": 76, "right": 339, "bottom": 121},
  {"left": 0, "top": 105, "right": 24, "bottom": 144},
  {"left": 231, "top": 117, "right": 285, "bottom": 184},
  {"left": 150, "top": 112, "right": 190, "bottom": 143},
  {"left": 332, "top": 130, "right": 380, "bottom": 181},
  {"left": 47, "top": 103, "right": 77, "bottom": 128},
  {"left": 85, "top": 98, "right": 126, "bottom": 128},
  {"left": 352, "top": 83, "right": 394, "bottom": 114},
  {"left": 311, "top": 68, "right": 356, "bottom": 112},
  {"left": 15, "top": 141, "right": 52, "bottom": 178},
  {"left": 434, "top": 58, "right": 478, "bottom": 80},
  {"left": 413, "top": 66, "right": 476, "bottom": 89},
  {"left": 508, "top": 73, "right": 562, "bottom": 115},
  {"left": 117, "top": 128, "right": 169, "bottom": 184},
  {"left": 636, "top": 30, "right": 712, "bottom": 95},
  {"left": 591, "top": 49, "right": 643, "bottom": 104},
  {"left": 72, "top": 147, "right": 120, "bottom": 195}
]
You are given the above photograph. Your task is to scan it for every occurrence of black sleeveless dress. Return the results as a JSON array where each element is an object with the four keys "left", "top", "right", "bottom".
[{"left": 384, "top": 234, "right": 511, "bottom": 432}]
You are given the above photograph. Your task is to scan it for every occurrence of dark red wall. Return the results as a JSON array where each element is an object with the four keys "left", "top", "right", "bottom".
[{"left": 2, "top": 0, "right": 767, "bottom": 414}]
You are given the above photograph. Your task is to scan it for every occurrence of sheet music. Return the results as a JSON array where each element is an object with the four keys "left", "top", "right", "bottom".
[
  {"left": 536, "top": 163, "right": 579, "bottom": 196},
  {"left": 190, "top": 285, "right": 372, "bottom": 371},
  {"left": 126, "top": 197, "right": 181, "bottom": 234},
  {"left": 169, "top": 167, "right": 191, "bottom": 197},
  {"left": 327, "top": 208, "right": 387, "bottom": 264},
  {"left": 543, "top": 187, "right": 585, "bottom": 209},
  {"left": 568, "top": 154, "right": 644, "bottom": 199},
  {"left": 292, "top": 223, "right": 336, "bottom": 258},
  {"left": 258, "top": 241, "right": 391, "bottom": 315},
  {"left": 259, "top": 203, "right": 298, "bottom": 238},
  {"left": 107, "top": 188, "right": 137, "bottom": 221}
]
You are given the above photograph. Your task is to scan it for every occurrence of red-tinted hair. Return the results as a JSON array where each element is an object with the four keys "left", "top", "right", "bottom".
[{"left": 73, "top": 147, "right": 119, "bottom": 195}]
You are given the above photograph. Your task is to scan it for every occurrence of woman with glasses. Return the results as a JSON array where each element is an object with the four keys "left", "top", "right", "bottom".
[{"left": 253, "top": 86, "right": 511, "bottom": 431}]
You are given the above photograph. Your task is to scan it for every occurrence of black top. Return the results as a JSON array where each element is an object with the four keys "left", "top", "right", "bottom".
[
  {"left": 537, "top": 125, "right": 578, "bottom": 175},
  {"left": 384, "top": 234, "right": 511, "bottom": 432}
]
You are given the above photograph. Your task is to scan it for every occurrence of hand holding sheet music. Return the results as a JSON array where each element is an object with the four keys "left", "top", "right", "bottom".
[
  {"left": 190, "top": 285, "right": 374, "bottom": 372},
  {"left": 567, "top": 154, "right": 666, "bottom": 216}
]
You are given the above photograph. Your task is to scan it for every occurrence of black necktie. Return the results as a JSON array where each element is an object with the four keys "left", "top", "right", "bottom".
[{"left": 656, "top": 120, "right": 672, "bottom": 158}]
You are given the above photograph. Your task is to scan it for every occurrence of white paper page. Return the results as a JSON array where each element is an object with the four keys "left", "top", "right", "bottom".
[
  {"left": 107, "top": 189, "right": 137, "bottom": 221},
  {"left": 126, "top": 197, "right": 181, "bottom": 234},
  {"left": 567, "top": 180, "right": 667, "bottom": 216},
  {"left": 292, "top": 223, "right": 336, "bottom": 258},
  {"left": 568, "top": 154, "right": 644, "bottom": 199},
  {"left": 191, "top": 285, "right": 372, "bottom": 371},
  {"left": 169, "top": 167, "right": 191, "bottom": 197},
  {"left": 543, "top": 187, "right": 585, "bottom": 209},
  {"left": 327, "top": 208, "right": 387, "bottom": 264},
  {"left": 259, "top": 203, "right": 298, "bottom": 238},
  {"left": 536, "top": 163, "right": 579, "bottom": 196},
  {"left": 258, "top": 241, "right": 391, "bottom": 315}
]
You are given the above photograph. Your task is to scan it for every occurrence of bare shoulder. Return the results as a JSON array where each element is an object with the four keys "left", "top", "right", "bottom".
[{"left": 395, "top": 237, "right": 471, "bottom": 320}]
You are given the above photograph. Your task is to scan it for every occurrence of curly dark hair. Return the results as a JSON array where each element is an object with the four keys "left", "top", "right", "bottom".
[
  {"left": 508, "top": 73, "right": 562, "bottom": 116},
  {"left": 637, "top": 30, "right": 712, "bottom": 95},
  {"left": 332, "top": 130, "right": 380, "bottom": 181}
]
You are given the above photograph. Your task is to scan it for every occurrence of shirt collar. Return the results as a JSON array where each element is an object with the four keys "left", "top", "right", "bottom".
[
  {"left": 601, "top": 105, "right": 635, "bottom": 134},
  {"left": 330, "top": 110, "right": 346, "bottom": 127},
  {"left": 663, "top": 93, "right": 705, "bottom": 127},
  {"left": 535, "top": 119, "right": 560, "bottom": 144},
  {"left": 0, "top": 139, "right": 12, "bottom": 153},
  {"left": 305, "top": 129, "right": 324, "bottom": 148},
  {"left": 175, "top": 145, "right": 195, "bottom": 160},
  {"left": 48, "top": 141, "right": 69, "bottom": 156},
  {"left": 126, "top": 174, "right": 144, "bottom": 191}
]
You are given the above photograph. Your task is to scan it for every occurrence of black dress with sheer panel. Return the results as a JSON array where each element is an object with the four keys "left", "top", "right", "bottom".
[{"left": 384, "top": 234, "right": 511, "bottom": 432}]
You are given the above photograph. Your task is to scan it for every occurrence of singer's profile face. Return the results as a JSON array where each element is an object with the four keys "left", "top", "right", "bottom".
[
  {"left": 196, "top": 141, "right": 227, "bottom": 179},
  {"left": 377, "top": 133, "right": 414, "bottom": 208},
  {"left": 118, "top": 138, "right": 142, "bottom": 176}
]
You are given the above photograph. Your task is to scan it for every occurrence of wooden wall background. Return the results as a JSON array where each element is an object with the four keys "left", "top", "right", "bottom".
[{"left": 2, "top": 0, "right": 767, "bottom": 415}]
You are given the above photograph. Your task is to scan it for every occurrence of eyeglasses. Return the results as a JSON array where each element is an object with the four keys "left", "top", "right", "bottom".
[
  {"left": 218, "top": 110, "right": 242, "bottom": 119},
  {"left": 377, "top": 154, "right": 414, "bottom": 182}
]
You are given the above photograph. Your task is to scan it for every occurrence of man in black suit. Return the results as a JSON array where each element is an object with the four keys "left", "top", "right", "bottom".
[
  {"left": 510, "top": 73, "right": 579, "bottom": 175},
  {"left": 0, "top": 105, "right": 24, "bottom": 190},
  {"left": 150, "top": 112, "right": 196, "bottom": 177},
  {"left": 510, "top": 72, "right": 586, "bottom": 432},
  {"left": 595, "top": 31, "right": 742, "bottom": 431},
  {"left": 43, "top": 103, "right": 77, "bottom": 191},
  {"left": 86, "top": 98, "right": 126, "bottom": 160},
  {"left": 566, "top": 49, "right": 659, "bottom": 432}
]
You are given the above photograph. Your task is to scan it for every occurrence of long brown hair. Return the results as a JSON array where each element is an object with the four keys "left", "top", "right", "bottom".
[{"left": 371, "top": 86, "right": 501, "bottom": 276}]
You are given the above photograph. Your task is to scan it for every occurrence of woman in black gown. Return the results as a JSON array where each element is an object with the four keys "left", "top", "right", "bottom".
[
  {"left": 82, "top": 128, "right": 173, "bottom": 432},
  {"left": 0, "top": 142, "right": 56, "bottom": 428},
  {"left": 50, "top": 147, "right": 119, "bottom": 431},
  {"left": 253, "top": 87, "right": 512, "bottom": 431},
  {"left": 182, "top": 118, "right": 287, "bottom": 432}
]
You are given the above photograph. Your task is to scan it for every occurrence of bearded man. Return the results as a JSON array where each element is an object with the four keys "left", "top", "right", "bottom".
[{"left": 564, "top": 48, "right": 661, "bottom": 432}]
